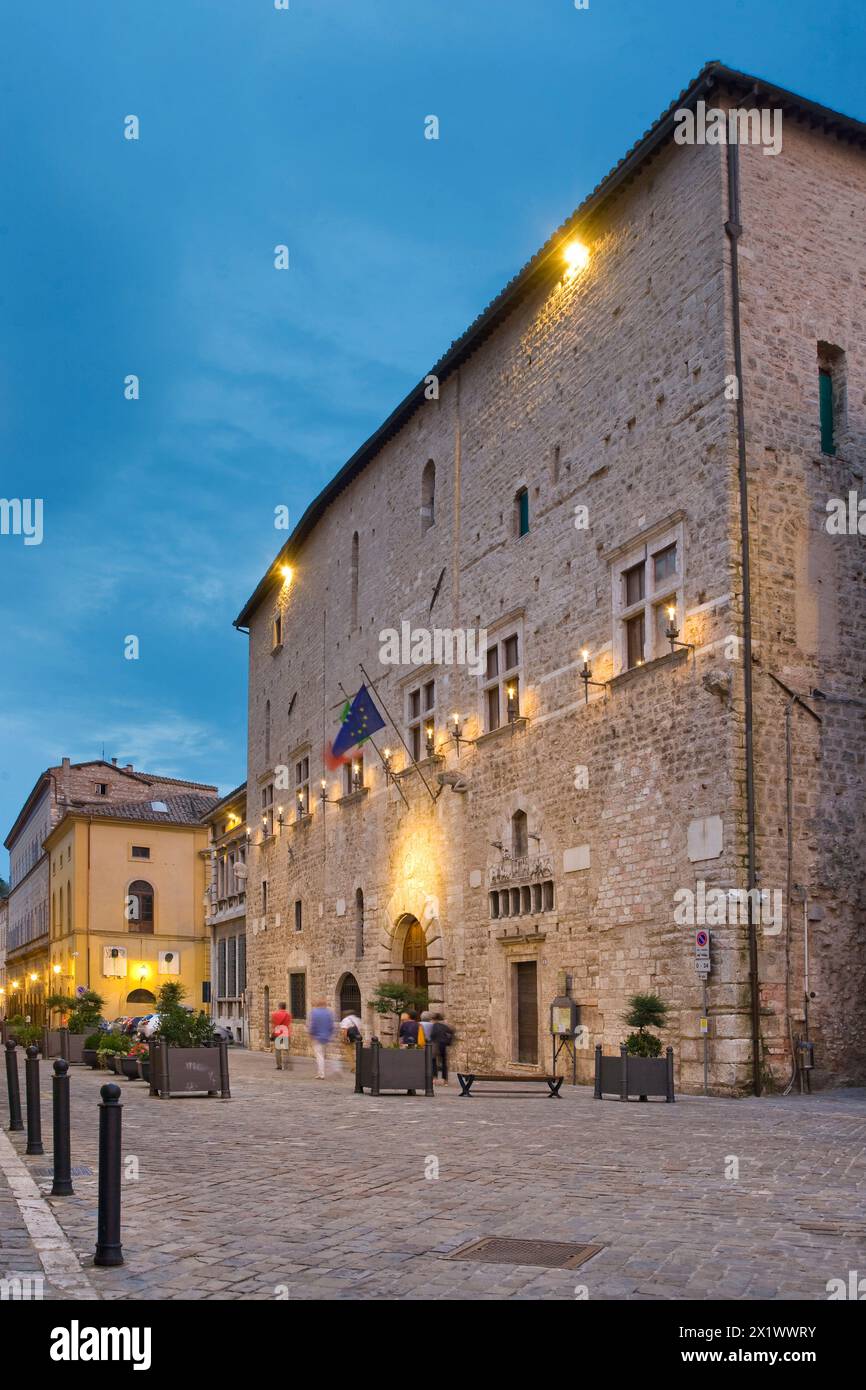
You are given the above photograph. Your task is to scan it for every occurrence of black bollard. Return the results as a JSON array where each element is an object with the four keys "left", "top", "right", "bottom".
[
  {"left": 25, "top": 1045, "right": 44, "bottom": 1155},
  {"left": 51, "top": 1060, "right": 74, "bottom": 1196},
  {"left": 94, "top": 1083, "right": 124, "bottom": 1267},
  {"left": 5, "top": 1040, "right": 23, "bottom": 1132}
]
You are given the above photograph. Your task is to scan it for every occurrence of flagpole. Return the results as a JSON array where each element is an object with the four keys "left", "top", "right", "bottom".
[
  {"left": 337, "top": 681, "right": 411, "bottom": 811},
  {"left": 358, "top": 663, "right": 439, "bottom": 803}
]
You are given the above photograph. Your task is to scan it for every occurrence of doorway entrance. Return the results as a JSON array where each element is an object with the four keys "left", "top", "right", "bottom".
[
  {"left": 515, "top": 961, "right": 538, "bottom": 1064},
  {"left": 402, "top": 917, "right": 428, "bottom": 997}
]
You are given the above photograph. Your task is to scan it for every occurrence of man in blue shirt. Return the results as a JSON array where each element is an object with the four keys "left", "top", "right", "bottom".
[{"left": 308, "top": 1000, "right": 335, "bottom": 1079}]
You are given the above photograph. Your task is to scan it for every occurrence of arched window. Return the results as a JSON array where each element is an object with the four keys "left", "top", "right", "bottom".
[
  {"left": 355, "top": 887, "right": 364, "bottom": 959},
  {"left": 511, "top": 809, "right": 528, "bottom": 859},
  {"left": 421, "top": 459, "right": 435, "bottom": 532},
  {"left": 515, "top": 487, "right": 529, "bottom": 538},
  {"left": 127, "top": 880, "right": 154, "bottom": 934},
  {"left": 264, "top": 699, "right": 271, "bottom": 765},
  {"left": 338, "top": 973, "right": 362, "bottom": 1020},
  {"left": 351, "top": 531, "right": 359, "bottom": 627}
]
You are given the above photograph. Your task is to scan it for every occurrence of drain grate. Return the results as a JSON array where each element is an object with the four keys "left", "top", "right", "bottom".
[
  {"left": 448, "top": 1237, "right": 602, "bottom": 1269},
  {"left": 32, "top": 1166, "right": 93, "bottom": 1178}
]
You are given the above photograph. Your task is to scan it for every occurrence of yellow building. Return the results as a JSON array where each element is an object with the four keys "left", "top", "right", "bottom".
[{"left": 42, "top": 794, "right": 217, "bottom": 1023}]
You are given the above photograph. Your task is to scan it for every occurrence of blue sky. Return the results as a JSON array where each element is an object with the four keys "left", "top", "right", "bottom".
[{"left": 1, "top": 0, "right": 864, "bottom": 862}]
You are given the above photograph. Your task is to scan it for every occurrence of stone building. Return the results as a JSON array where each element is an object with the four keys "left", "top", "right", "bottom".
[
  {"left": 3, "top": 758, "right": 216, "bottom": 1024},
  {"left": 201, "top": 784, "right": 248, "bottom": 1043},
  {"left": 234, "top": 63, "right": 866, "bottom": 1094}
]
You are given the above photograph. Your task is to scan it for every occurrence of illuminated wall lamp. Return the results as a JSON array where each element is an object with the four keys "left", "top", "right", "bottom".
[
  {"left": 664, "top": 604, "right": 694, "bottom": 654},
  {"left": 579, "top": 649, "right": 607, "bottom": 704}
]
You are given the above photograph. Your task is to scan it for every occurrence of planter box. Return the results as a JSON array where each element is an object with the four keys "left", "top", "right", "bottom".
[
  {"left": 104, "top": 1054, "right": 119, "bottom": 1074},
  {"left": 39, "top": 1029, "right": 87, "bottom": 1063},
  {"left": 594, "top": 1044, "right": 675, "bottom": 1102},
  {"left": 119, "top": 1056, "right": 141, "bottom": 1080},
  {"left": 354, "top": 1038, "right": 434, "bottom": 1096},
  {"left": 83, "top": 1049, "right": 99, "bottom": 1069},
  {"left": 148, "top": 1038, "right": 231, "bottom": 1099},
  {"left": 138, "top": 1058, "right": 150, "bottom": 1084}
]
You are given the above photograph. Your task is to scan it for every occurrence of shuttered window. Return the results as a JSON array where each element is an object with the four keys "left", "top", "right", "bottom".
[
  {"left": 217, "top": 939, "right": 227, "bottom": 998},
  {"left": 237, "top": 935, "right": 246, "bottom": 993},
  {"left": 227, "top": 936, "right": 237, "bottom": 997}
]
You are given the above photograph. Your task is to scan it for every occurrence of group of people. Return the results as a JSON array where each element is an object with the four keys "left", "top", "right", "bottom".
[
  {"left": 270, "top": 1001, "right": 454, "bottom": 1082},
  {"left": 398, "top": 1009, "right": 454, "bottom": 1083}
]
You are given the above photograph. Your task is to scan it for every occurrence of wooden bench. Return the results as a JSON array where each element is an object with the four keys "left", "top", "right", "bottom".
[{"left": 456, "top": 1072, "right": 563, "bottom": 1098}]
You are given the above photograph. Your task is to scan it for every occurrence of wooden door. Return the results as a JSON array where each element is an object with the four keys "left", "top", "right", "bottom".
[{"left": 516, "top": 961, "right": 538, "bottom": 1064}]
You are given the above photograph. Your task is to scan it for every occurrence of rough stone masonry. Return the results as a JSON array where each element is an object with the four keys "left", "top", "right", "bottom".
[{"left": 234, "top": 64, "right": 866, "bottom": 1095}]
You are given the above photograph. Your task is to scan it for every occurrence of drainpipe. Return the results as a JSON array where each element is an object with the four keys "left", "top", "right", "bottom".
[{"left": 724, "top": 138, "right": 761, "bottom": 1096}]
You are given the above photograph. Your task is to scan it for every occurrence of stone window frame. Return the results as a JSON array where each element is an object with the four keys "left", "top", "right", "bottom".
[
  {"left": 480, "top": 612, "right": 525, "bottom": 732},
  {"left": 610, "top": 517, "right": 684, "bottom": 675},
  {"left": 260, "top": 781, "right": 274, "bottom": 839},
  {"left": 292, "top": 749, "right": 311, "bottom": 819},
  {"left": 343, "top": 753, "right": 365, "bottom": 796},
  {"left": 406, "top": 675, "right": 436, "bottom": 762}
]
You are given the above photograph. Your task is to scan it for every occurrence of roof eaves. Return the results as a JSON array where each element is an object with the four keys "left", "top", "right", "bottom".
[{"left": 233, "top": 60, "right": 866, "bottom": 629}]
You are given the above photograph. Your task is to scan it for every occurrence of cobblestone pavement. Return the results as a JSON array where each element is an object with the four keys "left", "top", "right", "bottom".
[{"left": 1, "top": 1048, "right": 865, "bottom": 1301}]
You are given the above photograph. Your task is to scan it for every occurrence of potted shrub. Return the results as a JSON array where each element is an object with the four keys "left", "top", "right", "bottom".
[
  {"left": 82, "top": 1031, "right": 103, "bottom": 1068},
  {"left": 44, "top": 990, "right": 105, "bottom": 1063},
  {"left": 8, "top": 1015, "right": 41, "bottom": 1049},
  {"left": 594, "top": 993, "right": 675, "bottom": 1103},
  {"left": 354, "top": 985, "right": 434, "bottom": 1096},
  {"left": 97, "top": 1033, "right": 130, "bottom": 1073},
  {"left": 125, "top": 1041, "right": 149, "bottom": 1080},
  {"left": 148, "top": 982, "right": 230, "bottom": 1099}
]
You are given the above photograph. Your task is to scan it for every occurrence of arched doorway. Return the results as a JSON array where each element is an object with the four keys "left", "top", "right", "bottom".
[
  {"left": 337, "top": 973, "right": 361, "bottom": 1019},
  {"left": 402, "top": 916, "right": 428, "bottom": 995}
]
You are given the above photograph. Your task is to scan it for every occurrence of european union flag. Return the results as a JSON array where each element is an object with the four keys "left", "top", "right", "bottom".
[{"left": 331, "top": 684, "right": 386, "bottom": 759}]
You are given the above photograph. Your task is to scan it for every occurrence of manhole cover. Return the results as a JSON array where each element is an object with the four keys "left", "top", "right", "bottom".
[
  {"left": 32, "top": 1166, "right": 93, "bottom": 1178},
  {"left": 448, "top": 1237, "right": 602, "bottom": 1269}
]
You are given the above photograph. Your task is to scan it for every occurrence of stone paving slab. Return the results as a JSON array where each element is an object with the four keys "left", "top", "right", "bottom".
[{"left": 0, "top": 1048, "right": 864, "bottom": 1300}]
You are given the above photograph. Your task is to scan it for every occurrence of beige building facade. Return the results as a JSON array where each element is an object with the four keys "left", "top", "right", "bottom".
[
  {"left": 235, "top": 65, "right": 866, "bottom": 1094},
  {"left": 202, "top": 785, "right": 248, "bottom": 1043}
]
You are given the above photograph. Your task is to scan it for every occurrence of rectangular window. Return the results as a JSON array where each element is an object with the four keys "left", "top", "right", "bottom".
[
  {"left": 626, "top": 611, "right": 645, "bottom": 668},
  {"left": 131, "top": 845, "right": 150, "bottom": 860},
  {"left": 294, "top": 899, "right": 302, "bottom": 932},
  {"left": 295, "top": 756, "right": 309, "bottom": 817},
  {"left": 613, "top": 525, "right": 683, "bottom": 672},
  {"left": 272, "top": 614, "right": 282, "bottom": 649},
  {"left": 483, "top": 632, "right": 522, "bottom": 730},
  {"left": 289, "top": 972, "right": 306, "bottom": 1020},
  {"left": 262, "top": 879, "right": 268, "bottom": 916},
  {"left": 96, "top": 784, "right": 108, "bottom": 796},
  {"left": 344, "top": 755, "right": 364, "bottom": 795},
  {"left": 408, "top": 679, "right": 435, "bottom": 762},
  {"left": 227, "top": 936, "right": 237, "bottom": 997},
  {"left": 819, "top": 368, "right": 835, "bottom": 455},
  {"left": 261, "top": 783, "right": 274, "bottom": 837},
  {"left": 517, "top": 489, "right": 529, "bottom": 537},
  {"left": 237, "top": 934, "right": 246, "bottom": 993},
  {"left": 217, "top": 939, "right": 227, "bottom": 998}
]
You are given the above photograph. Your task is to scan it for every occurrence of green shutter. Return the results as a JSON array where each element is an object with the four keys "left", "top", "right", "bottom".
[
  {"left": 518, "top": 489, "right": 529, "bottom": 536},
  {"left": 819, "top": 370, "right": 835, "bottom": 454}
]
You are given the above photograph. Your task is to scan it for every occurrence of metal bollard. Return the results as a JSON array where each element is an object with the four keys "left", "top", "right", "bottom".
[
  {"left": 51, "top": 1060, "right": 74, "bottom": 1196},
  {"left": 94, "top": 1083, "right": 124, "bottom": 1267},
  {"left": 5, "top": 1040, "right": 24, "bottom": 1132},
  {"left": 25, "top": 1045, "right": 44, "bottom": 1155}
]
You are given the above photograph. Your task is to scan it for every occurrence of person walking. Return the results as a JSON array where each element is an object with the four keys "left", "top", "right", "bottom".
[
  {"left": 430, "top": 1013, "right": 454, "bottom": 1084},
  {"left": 270, "top": 1001, "right": 292, "bottom": 1071},
  {"left": 399, "top": 1010, "right": 421, "bottom": 1047},
  {"left": 419, "top": 1010, "right": 435, "bottom": 1044},
  {"left": 308, "top": 999, "right": 335, "bottom": 1079}
]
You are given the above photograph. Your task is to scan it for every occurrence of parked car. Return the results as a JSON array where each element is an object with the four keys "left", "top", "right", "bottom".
[
  {"left": 122, "top": 1015, "right": 147, "bottom": 1036},
  {"left": 110, "top": 1016, "right": 130, "bottom": 1033},
  {"left": 139, "top": 1007, "right": 193, "bottom": 1040}
]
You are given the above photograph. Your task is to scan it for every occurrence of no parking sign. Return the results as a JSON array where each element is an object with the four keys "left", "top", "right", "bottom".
[{"left": 695, "top": 928, "right": 711, "bottom": 975}]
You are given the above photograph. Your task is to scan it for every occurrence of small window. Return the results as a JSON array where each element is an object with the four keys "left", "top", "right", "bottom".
[
  {"left": 262, "top": 880, "right": 268, "bottom": 915},
  {"left": 289, "top": 971, "right": 307, "bottom": 1019},
  {"left": 515, "top": 487, "right": 529, "bottom": 538},
  {"left": 653, "top": 544, "right": 677, "bottom": 584},
  {"left": 407, "top": 679, "right": 435, "bottom": 761},
  {"left": 295, "top": 756, "right": 310, "bottom": 817},
  {"left": 624, "top": 562, "right": 645, "bottom": 607},
  {"left": 294, "top": 899, "right": 302, "bottom": 933},
  {"left": 351, "top": 531, "right": 359, "bottom": 628},
  {"left": 355, "top": 887, "right": 364, "bottom": 958},
  {"left": 819, "top": 369, "right": 835, "bottom": 455},
  {"left": 511, "top": 809, "right": 528, "bottom": 859},
  {"left": 344, "top": 756, "right": 364, "bottom": 795},
  {"left": 626, "top": 612, "right": 645, "bottom": 669},
  {"left": 261, "top": 783, "right": 274, "bottom": 837},
  {"left": 150, "top": 801, "right": 168, "bottom": 813},
  {"left": 421, "top": 460, "right": 436, "bottom": 532},
  {"left": 96, "top": 783, "right": 108, "bottom": 796},
  {"left": 131, "top": 846, "right": 150, "bottom": 860},
  {"left": 273, "top": 613, "right": 282, "bottom": 649}
]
